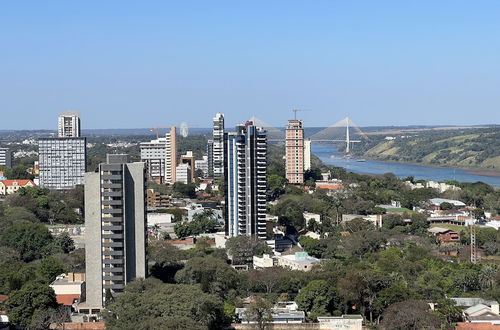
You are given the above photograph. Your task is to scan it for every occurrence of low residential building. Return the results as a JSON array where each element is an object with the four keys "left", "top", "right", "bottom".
[
  {"left": 253, "top": 254, "right": 275, "bottom": 268},
  {"left": 0, "top": 179, "right": 36, "bottom": 195},
  {"left": 146, "top": 189, "right": 170, "bottom": 208},
  {"left": 303, "top": 212, "right": 321, "bottom": 227},
  {"left": 50, "top": 273, "right": 86, "bottom": 307},
  {"left": 342, "top": 214, "right": 383, "bottom": 228},
  {"left": 317, "top": 315, "right": 363, "bottom": 330},
  {"left": 236, "top": 300, "right": 306, "bottom": 324},
  {"left": 276, "top": 252, "right": 320, "bottom": 271},
  {"left": 428, "top": 227, "right": 460, "bottom": 246},
  {"left": 463, "top": 303, "right": 500, "bottom": 324}
]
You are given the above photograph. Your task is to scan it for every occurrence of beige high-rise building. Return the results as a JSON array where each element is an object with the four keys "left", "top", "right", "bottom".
[
  {"left": 58, "top": 111, "right": 81, "bottom": 137},
  {"left": 285, "top": 119, "right": 305, "bottom": 184},
  {"left": 140, "top": 126, "right": 177, "bottom": 184}
]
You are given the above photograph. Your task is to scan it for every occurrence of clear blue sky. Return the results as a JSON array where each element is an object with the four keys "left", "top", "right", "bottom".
[{"left": 1, "top": 1, "right": 499, "bottom": 129}]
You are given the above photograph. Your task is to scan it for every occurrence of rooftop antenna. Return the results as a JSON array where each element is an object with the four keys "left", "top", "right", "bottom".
[{"left": 291, "top": 109, "right": 311, "bottom": 120}]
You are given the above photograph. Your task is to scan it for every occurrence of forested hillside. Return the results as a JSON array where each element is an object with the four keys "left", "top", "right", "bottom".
[{"left": 354, "top": 128, "right": 500, "bottom": 171}]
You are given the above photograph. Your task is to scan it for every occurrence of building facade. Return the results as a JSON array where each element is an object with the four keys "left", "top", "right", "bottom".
[
  {"left": 224, "top": 122, "right": 267, "bottom": 239},
  {"left": 195, "top": 156, "right": 209, "bottom": 178},
  {"left": 139, "top": 126, "right": 177, "bottom": 184},
  {"left": 38, "top": 137, "right": 86, "bottom": 189},
  {"left": 58, "top": 111, "right": 81, "bottom": 137},
  {"left": 206, "top": 140, "right": 214, "bottom": 177},
  {"left": 179, "top": 151, "right": 195, "bottom": 183},
  {"left": 175, "top": 163, "right": 192, "bottom": 185},
  {"left": 285, "top": 119, "right": 305, "bottom": 184},
  {"left": 212, "top": 113, "right": 224, "bottom": 179},
  {"left": 0, "top": 148, "right": 12, "bottom": 168},
  {"left": 84, "top": 154, "right": 147, "bottom": 308}
]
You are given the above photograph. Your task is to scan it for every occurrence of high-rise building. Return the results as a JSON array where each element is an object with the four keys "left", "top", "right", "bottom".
[
  {"left": 207, "top": 140, "right": 214, "bottom": 177},
  {"left": 38, "top": 137, "right": 86, "bottom": 189},
  {"left": 195, "top": 156, "right": 209, "bottom": 178},
  {"left": 84, "top": 154, "right": 147, "bottom": 309},
  {"left": 212, "top": 113, "right": 224, "bottom": 179},
  {"left": 179, "top": 151, "right": 195, "bottom": 183},
  {"left": 285, "top": 119, "right": 305, "bottom": 184},
  {"left": 0, "top": 148, "right": 12, "bottom": 168},
  {"left": 175, "top": 163, "right": 192, "bottom": 185},
  {"left": 304, "top": 139, "right": 311, "bottom": 172},
  {"left": 224, "top": 122, "right": 267, "bottom": 239},
  {"left": 58, "top": 111, "right": 81, "bottom": 137},
  {"left": 139, "top": 127, "right": 177, "bottom": 184},
  {"left": 165, "top": 126, "right": 177, "bottom": 183}
]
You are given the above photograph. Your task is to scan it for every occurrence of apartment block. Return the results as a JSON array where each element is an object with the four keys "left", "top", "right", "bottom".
[
  {"left": 212, "top": 113, "right": 224, "bottom": 179},
  {"left": 38, "top": 137, "right": 86, "bottom": 189},
  {"left": 224, "top": 122, "right": 267, "bottom": 239},
  {"left": 0, "top": 148, "right": 12, "bottom": 168},
  {"left": 285, "top": 119, "right": 305, "bottom": 184},
  {"left": 58, "top": 111, "right": 81, "bottom": 137},
  {"left": 84, "top": 154, "right": 146, "bottom": 309},
  {"left": 140, "top": 126, "right": 177, "bottom": 184}
]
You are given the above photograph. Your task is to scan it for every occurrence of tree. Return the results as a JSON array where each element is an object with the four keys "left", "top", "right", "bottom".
[
  {"left": 38, "top": 256, "right": 66, "bottom": 283},
  {"left": 440, "top": 202, "right": 454, "bottom": 210},
  {"left": 268, "top": 174, "right": 287, "bottom": 200},
  {"left": 379, "top": 300, "right": 443, "bottom": 330},
  {"left": 172, "top": 182, "right": 197, "bottom": 198},
  {"left": 104, "top": 279, "right": 225, "bottom": 330},
  {"left": 148, "top": 241, "right": 186, "bottom": 283},
  {"left": 225, "top": 236, "right": 271, "bottom": 265},
  {"left": 472, "top": 208, "right": 486, "bottom": 220},
  {"left": 382, "top": 214, "right": 405, "bottom": 229},
  {"left": 296, "top": 280, "right": 339, "bottom": 321},
  {"left": 248, "top": 267, "right": 286, "bottom": 294},
  {"left": 53, "top": 232, "right": 75, "bottom": 253},
  {"left": 344, "top": 218, "right": 375, "bottom": 232},
  {"left": 244, "top": 296, "right": 273, "bottom": 330},
  {"left": 5, "top": 282, "right": 58, "bottom": 328},
  {"left": 174, "top": 257, "right": 238, "bottom": 299},
  {"left": 0, "top": 222, "right": 54, "bottom": 261}
]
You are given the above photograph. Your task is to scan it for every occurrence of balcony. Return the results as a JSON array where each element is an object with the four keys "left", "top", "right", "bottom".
[
  {"left": 102, "top": 225, "right": 123, "bottom": 231},
  {"left": 103, "top": 267, "right": 123, "bottom": 272},
  {"left": 104, "top": 284, "right": 125, "bottom": 290},
  {"left": 103, "top": 258, "right": 124, "bottom": 265},
  {"left": 102, "top": 234, "right": 124, "bottom": 239},
  {"left": 103, "top": 250, "right": 124, "bottom": 256},
  {"left": 101, "top": 183, "right": 122, "bottom": 189},
  {"left": 102, "top": 200, "right": 123, "bottom": 206},
  {"left": 103, "top": 275, "right": 124, "bottom": 281},
  {"left": 102, "top": 241, "right": 124, "bottom": 247}
]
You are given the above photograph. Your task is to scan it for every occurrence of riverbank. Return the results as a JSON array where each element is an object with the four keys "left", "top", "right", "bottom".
[{"left": 354, "top": 155, "right": 500, "bottom": 178}]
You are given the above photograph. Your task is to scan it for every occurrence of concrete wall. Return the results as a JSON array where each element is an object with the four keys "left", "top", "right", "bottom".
[{"left": 84, "top": 172, "right": 102, "bottom": 307}]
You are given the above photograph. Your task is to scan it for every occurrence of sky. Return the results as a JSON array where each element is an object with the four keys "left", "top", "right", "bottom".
[{"left": 1, "top": 1, "right": 499, "bottom": 130}]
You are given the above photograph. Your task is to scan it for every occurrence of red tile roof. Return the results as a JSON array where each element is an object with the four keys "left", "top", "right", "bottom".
[
  {"left": 49, "top": 322, "right": 106, "bottom": 329},
  {"left": 456, "top": 322, "right": 500, "bottom": 329},
  {"left": 0, "top": 180, "right": 35, "bottom": 187},
  {"left": 56, "top": 294, "right": 80, "bottom": 306},
  {"left": 0, "top": 294, "right": 8, "bottom": 304}
]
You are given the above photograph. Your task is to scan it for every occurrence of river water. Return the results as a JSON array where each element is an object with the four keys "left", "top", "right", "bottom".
[{"left": 312, "top": 144, "right": 500, "bottom": 187}]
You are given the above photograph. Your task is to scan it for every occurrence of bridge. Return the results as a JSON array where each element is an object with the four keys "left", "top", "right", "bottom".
[{"left": 250, "top": 116, "right": 369, "bottom": 154}]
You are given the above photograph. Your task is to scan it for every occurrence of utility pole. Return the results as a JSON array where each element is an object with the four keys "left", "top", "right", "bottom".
[
  {"left": 470, "top": 224, "right": 477, "bottom": 264},
  {"left": 291, "top": 109, "right": 310, "bottom": 120}
]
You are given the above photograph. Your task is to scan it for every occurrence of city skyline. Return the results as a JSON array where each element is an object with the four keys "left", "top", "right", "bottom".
[{"left": 1, "top": 1, "right": 500, "bottom": 129}]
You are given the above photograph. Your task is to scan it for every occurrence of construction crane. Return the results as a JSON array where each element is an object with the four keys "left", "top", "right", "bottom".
[
  {"left": 150, "top": 127, "right": 168, "bottom": 139},
  {"left": 292, "top": 109, "right": 311, "bottom": 120}
]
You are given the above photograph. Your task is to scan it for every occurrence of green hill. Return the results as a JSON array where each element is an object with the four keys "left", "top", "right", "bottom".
[{"left": 353, "top": 128, "right": 500, "bottom": 171}]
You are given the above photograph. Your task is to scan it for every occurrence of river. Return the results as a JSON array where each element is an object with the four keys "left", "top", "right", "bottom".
[{"left": 312, "top": 144, "right": 500, "bottom": 187}]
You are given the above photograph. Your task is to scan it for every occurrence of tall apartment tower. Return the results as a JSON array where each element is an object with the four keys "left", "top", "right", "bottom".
[
  {"left": 38, "top": 137, "right": 86, "bottom": 189},
  {"left": 212, "top": 113, "right": 224, "bottom": 179},
  {"left": 224, "top": 122, "right": 267, "bottom": 239},
  {"left": 58, "top": 111, "right": 81, "bottom": 137},
  {"left": 0, "top": 148, "right": 12, "bottom": 168},
  {"left": 165, "top": 126, "right": 177, "bottom": 183},
  {"left": 139, "top": 126, "right": 177, "bottom": 184},
  {"left": 84, "top": 154, "right": 147, "bottom": 309},
  {"left": 206, "top": 140, "right": 214, "bottom": 177},
  {"left": 285, "top": 119, "right": 306, "bottom": 184}
]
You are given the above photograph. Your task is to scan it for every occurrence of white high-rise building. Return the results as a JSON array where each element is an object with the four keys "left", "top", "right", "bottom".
[
  {"left": 140, "top": 127, "right": 177, "bottom": 184},
  {"left": 58, "top": 111, "right": 81, "bottom": 137},
  {"left": 212, "top": 113, "right": 224, "bottom": 179},
  {"left": 304, "top": 139, "right": 311, "bottom": 171},
  {"left": 175, "top": 163, "right": 192, "bottom": 185},
  {"left": 224, "top": 122, "right": 267, "bottom": 239},
  {"left": 38, "top": 138, "right": 86, "bottom": 189}
]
